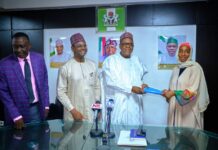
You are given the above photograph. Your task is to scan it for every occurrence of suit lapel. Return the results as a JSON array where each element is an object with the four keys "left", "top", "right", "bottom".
[{"left": 12, "top": 55, "right": 29, "bottom": 95}]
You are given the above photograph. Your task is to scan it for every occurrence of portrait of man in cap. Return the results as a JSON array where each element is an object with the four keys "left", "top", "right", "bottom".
[
  {"left": 158, "top": 35, "right": 186, "bottom": 68},
  {"left": 98, "top": 37, "right": 118, "bottom": 68},
  {"left": 50, "top": 38, "right": 71, "bottom": 68},
  {"left": 105, "top": 38, "right": 117, "bottom": 56}
]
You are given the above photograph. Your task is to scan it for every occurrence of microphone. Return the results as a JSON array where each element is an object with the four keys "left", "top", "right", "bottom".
[
  {"left": 91, "top": 101, "right": 102, "bottom": 120},
  {"left": 90, "top": 101, "right": 103, "bottom": 138},
  {"left": 106, "top": 99, "right": 114, "bottom": 112},
  {"left": 104, "top": 99, "right": 115, "bottom": 139}
]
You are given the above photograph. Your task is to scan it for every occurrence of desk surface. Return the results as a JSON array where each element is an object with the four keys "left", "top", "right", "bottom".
[{"left": 0, "top": 119, "right": 218, "bottom": 150}]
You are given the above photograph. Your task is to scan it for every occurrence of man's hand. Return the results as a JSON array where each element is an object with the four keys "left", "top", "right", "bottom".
[
  {"left": 14, "top": 118, "right": 25, "bottom": 130},
  {"left": 45, "top": 109, "right": 49, "bottom": 118},
  {"left": 131, "top": 86, "right": 144, "bottom": 94},
  {"left": 70, "top": 108, "right": 84, "bottom": 121},
  {"left": 141, "top": 84, "right": 148, "bottom": 90}
]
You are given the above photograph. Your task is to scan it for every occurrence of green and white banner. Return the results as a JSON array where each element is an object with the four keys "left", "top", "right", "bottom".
[{"left": 97, "top": 7, "right": 125, "bottom": 32}]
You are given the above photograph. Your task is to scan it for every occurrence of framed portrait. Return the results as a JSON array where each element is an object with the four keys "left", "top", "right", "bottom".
[
  {"left": 158, "top": 35, "right": 186, "bottom": 69},
  {"left": 98, "top": 36, "right": 119, "bottom": 68},
  {"left": 49, "top": 37, "right": 72, "bottom": 68}
]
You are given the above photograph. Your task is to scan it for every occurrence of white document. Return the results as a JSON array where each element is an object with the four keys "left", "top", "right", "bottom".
[{"left": 117, "top": 130, "right": 147, "bottom": 147}]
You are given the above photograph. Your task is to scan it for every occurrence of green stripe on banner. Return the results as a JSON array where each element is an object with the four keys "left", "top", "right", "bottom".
[
  {"left": 98, "top": 9, "right": 107, "bottom": 32},
  {"left": 98, "top": 37, "right": 102, "bottom": 53},
  {"left": 116, "top": 7, "right": 125, "bottom": 31},
  {"left": 159, "top": 36, "right": 166, "bottom": 43},
  {"left": 50, "top": 51, "right": 55, "bottom": 57}
]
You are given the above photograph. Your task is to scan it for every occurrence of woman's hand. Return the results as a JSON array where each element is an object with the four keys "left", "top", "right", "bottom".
[{"left": 162, "top": 89, "right": 175, "bottom": 101}]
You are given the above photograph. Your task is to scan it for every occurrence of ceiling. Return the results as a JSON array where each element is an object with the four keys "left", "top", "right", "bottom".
[{"left": 0, "top": 0, "right": 206, "bottom": 10}]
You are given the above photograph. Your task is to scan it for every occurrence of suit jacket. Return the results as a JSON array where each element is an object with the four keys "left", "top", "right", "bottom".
[{"left": 0, "top": 51, "right": 49, "bottom": 125}]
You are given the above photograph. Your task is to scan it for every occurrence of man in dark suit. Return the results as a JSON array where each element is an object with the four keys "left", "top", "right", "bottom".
[{"left": 0, "top": 32, "right": 50, "bottom": 129}]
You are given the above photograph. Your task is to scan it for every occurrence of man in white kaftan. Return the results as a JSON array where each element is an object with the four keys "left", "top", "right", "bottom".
[
  {"left": 102, "top": 32, "right": 148, "bottom": 125},
  {"left": 57, "top": 33, "right": 100, "bottom": 122}
]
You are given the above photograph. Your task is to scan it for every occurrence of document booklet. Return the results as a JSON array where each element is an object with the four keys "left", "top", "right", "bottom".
[{"left": 117, "top": 130, "right": 147, "bottom": 147}]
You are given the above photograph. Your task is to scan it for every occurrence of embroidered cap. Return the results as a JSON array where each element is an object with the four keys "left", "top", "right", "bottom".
[
  {"left": 55, "top": 39, "right": 63, "bottom": 46},
  {"left": 120, "top": 32, "right": 133, "bottom": 41},
  {"left": 105, "top": 38, "right": 117, "bottom": 47},
  {"left": 167, "top": 37, "right": 178, "bottom": 45},
  {"left": 70, "top": 33, "right": 86, "bottom": 45}
]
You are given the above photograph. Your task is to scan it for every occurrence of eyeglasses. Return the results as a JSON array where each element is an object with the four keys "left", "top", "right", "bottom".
[{"left": 121, "top": 43, "right": 134, "bottom": 47}]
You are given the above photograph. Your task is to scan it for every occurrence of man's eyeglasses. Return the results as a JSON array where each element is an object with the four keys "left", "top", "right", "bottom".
[{"left": 121, "top": 43, "right": 134, "bottom": 47}]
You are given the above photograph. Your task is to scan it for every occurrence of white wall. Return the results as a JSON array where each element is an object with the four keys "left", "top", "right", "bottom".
[
  {"left": 44, "top": 25, "right": 196, "bottom": 125},
  {"left": 2, "top": 0, "right": 205, "bottom": 10}
]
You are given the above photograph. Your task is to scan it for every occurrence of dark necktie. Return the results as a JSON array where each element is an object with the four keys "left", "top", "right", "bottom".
[{"left": 24, "top": 59, "right": 35, "bottom": 103}]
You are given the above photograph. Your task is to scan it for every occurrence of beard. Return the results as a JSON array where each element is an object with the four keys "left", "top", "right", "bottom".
[{"left": 76, "top": 49, "right": 87, "bottom": 57}]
